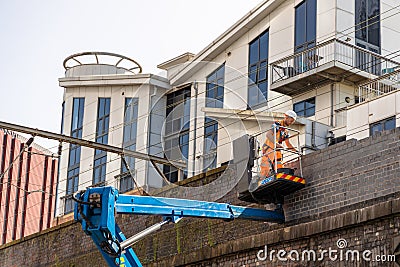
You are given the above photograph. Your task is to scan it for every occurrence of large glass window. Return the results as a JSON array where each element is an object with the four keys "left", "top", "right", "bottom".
[
  {"left": 248, "top": 30, "right": 269, "bottom": 107},
  {"left": 294, "top": 0, "right": 317, "bottom": 53},
  {"left": 65, "top": 98, "right": 84, "bottom": 214},
  {"left": 92, "top": 98, "right": 110, "bottom": 185},
  {"left": 203, "top": 65, "right": 225, "bottom": 171},
  {"left": 355, "top": 0, "right": 381, "bottom": 75},
  {"left": 293, "top": 97, "right": 316, "bottom": 117},
  {"left": 206, "top": 64, "right": 225, "bottom": 108},
  {"left": 370, "top": 116, "right": 396, "bottom": 136},
  {"left": 355, "top": 0, "right": 380, "bottom": 48},
  {"left": 203, "top": 117, "right": 218, "bottom": 172},
  {"left": 294, "top": 0, "right": 317, "bottom": 73},
  {"left": 163, "top": 88, "right": 191, "bottom": 182},
  {"left": 120, "top": 98, "right": 139, "bottom": 193}
]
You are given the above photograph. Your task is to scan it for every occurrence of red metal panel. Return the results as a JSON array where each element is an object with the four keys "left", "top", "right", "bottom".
[
  {"left": 0, "top": 130, "right": 58, "bottom": 244},
  {"left": 46, "top": 159, "right": 56, "bottom": 229},
  {"left": 11, "top": 142, "right": 25, "bottom": 241},
  {"left": 19, "top": 146, "right": 32, "bottom": 239},
  {"left": 2, "top": 137, "right": 16, "bottom": 244}
]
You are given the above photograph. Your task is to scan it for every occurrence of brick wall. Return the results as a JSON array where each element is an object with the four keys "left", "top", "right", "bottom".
[
  {"left": 285, "top": 127, "right": 400, "bottom": 222},
  {"left": 0, "top": 128, "right": 399, "bottom": 266}
]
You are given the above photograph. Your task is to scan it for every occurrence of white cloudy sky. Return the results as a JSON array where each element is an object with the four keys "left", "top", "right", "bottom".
[{"left": 0, "top": 0, "right": 262, "bottom": 150}]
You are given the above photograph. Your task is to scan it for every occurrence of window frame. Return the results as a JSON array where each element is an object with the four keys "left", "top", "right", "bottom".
[
  {"left": 369, "top": 116, "right": 396, "bottom": 136},
  {"left": 203, "top": 118, "right": 218, "bottom": 172},
  {"left": 294, "top": 0, "right": 317, "bottom": 53},
  {"left": 92, "top": 98, "right": 111, "bottom": 185},
  {"left": 65, "top": 98, "right": 85, "bottom": 214},
  {"left": 119, "top": 98, "right": 139, "bottom": 193},
  {"left": 355, "top": 0, "right": 381, "bottom": 50},
  {"left": 163, "top": 87, "right": 191, "bottom": 182},
  {"left": 206, "top": 64, "right": 225, "bottom": 108},
  {"left": 293, "top": 97, "right": 316, "bottom": 117},
  {"left": 248, "top": 29, "right": 269, "bottom": 108}
]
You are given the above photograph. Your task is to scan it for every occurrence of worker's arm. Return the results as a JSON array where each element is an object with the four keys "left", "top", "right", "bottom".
[
  {"left": 284, "top": 139, "right": 297, "bottom": 153},
  {"left": 265, "top": 130, "right": 283, "bottom": 150}
]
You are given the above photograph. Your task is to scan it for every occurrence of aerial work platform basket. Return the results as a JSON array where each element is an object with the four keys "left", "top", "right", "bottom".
[
  {"left": 237, "top": 125, "right": 306, "bottom": 205},
  {"left": 238, "top": 169, "right": 305, "bottom": 204}
]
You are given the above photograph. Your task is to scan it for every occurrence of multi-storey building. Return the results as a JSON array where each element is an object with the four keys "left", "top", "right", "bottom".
[
  {"left": 56, "top": 0, "right": 400, "bottom": 217},
  {"left": 158, "top": 0, "right": 399, "bottom": 175},
  {"left": 0, "top": 129, "right": 57, "bottom": 244},
  {"left": 56, "top": 52, "right": 169, "bottom": 216}
]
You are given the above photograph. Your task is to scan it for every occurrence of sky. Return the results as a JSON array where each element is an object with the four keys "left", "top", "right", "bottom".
[{"left": 0, "top": 0, "right": 262, "bottom": 150}]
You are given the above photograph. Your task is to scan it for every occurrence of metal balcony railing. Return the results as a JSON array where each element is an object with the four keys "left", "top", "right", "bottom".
[
  {"left": 251, "top": 126, "right": 302, "bottom": 177},
  {"left": 63, "top": 52, "right": 142, "bottom": 77},
  {"left": 358, "top": 68, "right": 400, "bottom": 102},
  {"left": 271, "top": 39, "right": 400, "bottom": 84}
]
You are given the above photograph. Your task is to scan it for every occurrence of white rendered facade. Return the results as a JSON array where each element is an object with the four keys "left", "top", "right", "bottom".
[
  {"left": 56, "top": 69, "right": 170, "bottom": 216},
  {"left": 56, "top": 0, "right": 400, "bottom": 217}
]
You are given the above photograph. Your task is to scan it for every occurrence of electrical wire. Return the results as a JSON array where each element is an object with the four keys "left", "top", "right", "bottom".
[
  {"left": 131, "top": 51, "right": 400, "bottom": 157},
  {"left": 2, "top": 4, "right": 400, "bottom": 215},
  {"left": 0, "top": 194, "right": 55, "bottom": 242},
  {"left": 47, "top": 4, "right": 400, "bottom": 143},
  {"left": 0, "top": 151, "right": 55, "bottom": 196},
  {"left": 52, "top": 50, "right": 400, "bottom": 210},
  {"left": 45, "top": 47, "right": 400, "bottom": 205}
]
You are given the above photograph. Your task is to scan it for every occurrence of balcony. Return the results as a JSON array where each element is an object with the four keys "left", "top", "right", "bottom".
[
  {"left": 270, "top": 39, "right": 400, "bottom": 96},
  {"left": 358, "top": 68, "right": 400, "bottom": 102}
]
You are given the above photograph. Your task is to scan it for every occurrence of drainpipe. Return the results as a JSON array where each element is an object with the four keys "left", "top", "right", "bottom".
[{"left": 311, "top": 121, "right": 316, "bottom": 148}]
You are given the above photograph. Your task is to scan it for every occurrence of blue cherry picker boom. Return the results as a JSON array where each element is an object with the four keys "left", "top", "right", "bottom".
[
  {"left": 0, "top": 121, "right": 306, "bottom": 267},
  {"left": 73, "top": 186, "right": 286, "bottom": 267},
  {"left": 74, "top": 127, "right": 306, "bottom": 267}
]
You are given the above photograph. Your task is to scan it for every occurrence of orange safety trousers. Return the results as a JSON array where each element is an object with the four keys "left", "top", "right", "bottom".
[{"left": 260, "top": 142, "right": 283, "bottom": 177}]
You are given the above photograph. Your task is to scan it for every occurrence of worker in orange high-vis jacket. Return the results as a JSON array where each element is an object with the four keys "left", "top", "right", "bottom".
[{"left": 260, "top": 110, "right": 298, "bottom": 177}]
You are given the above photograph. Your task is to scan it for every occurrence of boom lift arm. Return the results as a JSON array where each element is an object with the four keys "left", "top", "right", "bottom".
[{"left": 74, "top": 186, "right": 285, "bottom": 267}]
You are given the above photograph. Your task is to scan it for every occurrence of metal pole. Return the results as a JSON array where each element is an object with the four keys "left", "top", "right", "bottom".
[
  {"left": 0, "top": 121, "right": 186, "bottom": 169},
  {"left": 192, "top": 81, "right": 198, "bottom": 177},
  {"left": 298, "top": 132, "right": 303, "bottom": 178},
  {"left": 273, "top": 125, "right": 277, "bottom": 173},
  {"left": 120, "top": 220, "right": 170, "bottom": 250}
]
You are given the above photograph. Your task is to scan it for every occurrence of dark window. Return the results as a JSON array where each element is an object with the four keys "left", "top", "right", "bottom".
[
  {"left": 295, "top": 0, "right": 317, "bottom": 53},
  {"left": 92, "top": 155, "right": 107, "bottom": 185},
  {"left": 355, "top": 0, "right": 380, "bottom": 47},
  {"left": 293, "top": 97, "right": 315, "bottom": 117},
  {"left": 93, "top": 98, "right": 111, "bottom": 185},
  {"left": 163, "top": 87, "right": 191, "bottom": 182},
  {"left": 203, "top": 118, "right": 218, "bottom": 172},
  {"left": 329, "top": 135, "right": 346, "bottom": 146},
  {"left": 65, "top": 98, "right": 85, "bottom": 214},
  {"left": 206, "top": 64, "right": 225, "bottom": 108},
  {"left": 355, "top": 0, "right": 381, "bottom": 75},
  {"left": 370, "top": 116, "right": 396, "bottom": 136},
  {"left": 294, "top": 0, "right": 317, "bottom": 73},
  {"left": 120, "top": 98, "right": 139, "bottom": 193},
  {"left": 248, "top": 30, "right": 269, "bottom": 108}
]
